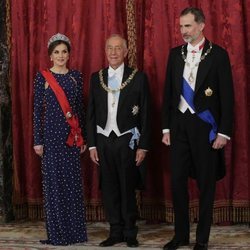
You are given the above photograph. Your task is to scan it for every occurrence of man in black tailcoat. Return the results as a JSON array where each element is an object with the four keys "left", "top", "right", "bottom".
[
  {"left": 87, "top": 34, "right": 150, "bottom": 248},
  {"left": 162, "top": 7, "right": 234, "bottom": 250}
]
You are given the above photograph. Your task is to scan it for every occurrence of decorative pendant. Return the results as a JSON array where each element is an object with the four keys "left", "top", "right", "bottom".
[
  {"left": 188, "top": 72, "right": 195, "bottom": 83},
  {"left": 112, "top": 94, "right": 116, "bottom": 107},
  {"left": 192, "top": 52, "right": 196, "bottom": 62}
]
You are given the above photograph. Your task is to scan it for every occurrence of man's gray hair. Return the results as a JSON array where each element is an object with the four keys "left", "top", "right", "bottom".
[{"left": 106, "top": 34, "right": 127, "bottom": 49}]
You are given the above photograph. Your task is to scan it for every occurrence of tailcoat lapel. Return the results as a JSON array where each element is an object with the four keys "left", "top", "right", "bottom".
[
  {"left": 175, "top": 45, "right": 186, "bottom": 95},
  {"left": 195, "top": 40, "right": 213, "bottom": 93},
  {"left": 100, "top": 67, "right": 109, "bottom": 114},
  {"left": 118, "top": 66, "right": 133, "bottom": 109}
]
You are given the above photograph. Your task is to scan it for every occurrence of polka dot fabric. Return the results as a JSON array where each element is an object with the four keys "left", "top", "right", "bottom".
[{"left": 33, "top": 70, "right": 87, "bottom": 245}]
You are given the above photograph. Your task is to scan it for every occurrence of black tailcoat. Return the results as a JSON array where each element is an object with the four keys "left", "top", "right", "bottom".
[
  {"left": 162, "top": 39, "right": 234, "bottom": 180},
  {"left": 86, "top": 65, "right": 150, "bottom": 239},
  {"left": 87, "top": 65, "right": 150, "bottom": 150}
]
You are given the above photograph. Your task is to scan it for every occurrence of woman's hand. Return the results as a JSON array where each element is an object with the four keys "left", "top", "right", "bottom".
[{"left": 33, "top": 145, "right": 44, "bottom": 157}]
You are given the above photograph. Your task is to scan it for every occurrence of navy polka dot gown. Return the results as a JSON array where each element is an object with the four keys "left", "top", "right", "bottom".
[{"left": 33, "top": 70, "right": 87, "bottom": 245}]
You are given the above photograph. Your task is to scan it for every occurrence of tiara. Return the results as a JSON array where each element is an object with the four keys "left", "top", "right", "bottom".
[{"left": 47, "top": 33, "right": 71, "bottom": 48}]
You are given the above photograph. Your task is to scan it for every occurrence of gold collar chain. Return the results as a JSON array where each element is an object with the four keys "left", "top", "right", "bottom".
[
  {"left": 181, "top": 41, "right": 213, "bottom": 64},
  {"left": 181, "top": 41, "right": 213, "bottom": 83},
  {"left": 99, "top": 68, "right": 138, "bottom": 93}
]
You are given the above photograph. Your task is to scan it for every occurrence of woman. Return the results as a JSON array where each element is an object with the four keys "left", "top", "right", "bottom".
[{"left": 33, "top": 33, "right": 87, "bottom": 245}]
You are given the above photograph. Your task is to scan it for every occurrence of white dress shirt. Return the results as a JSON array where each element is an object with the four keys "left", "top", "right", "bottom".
[{"left": 178, "top": 37, "right": 205, "bottom": 113}]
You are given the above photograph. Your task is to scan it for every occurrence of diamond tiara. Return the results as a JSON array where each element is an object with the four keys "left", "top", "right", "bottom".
[{"left": 47, "top": 33, "right": 71, "bottom": 48}]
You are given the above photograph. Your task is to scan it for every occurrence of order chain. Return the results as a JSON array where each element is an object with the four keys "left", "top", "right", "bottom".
[
  {"left": 181, "top": 41, "right": 213, "bottom": 83},
  {"left": 98, "top": 68, "right": 138, "bottom": 107}
]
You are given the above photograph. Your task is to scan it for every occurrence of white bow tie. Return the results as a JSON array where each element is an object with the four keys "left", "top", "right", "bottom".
[{"left": 108, "top": 68, "right": 117, "bottom": 77}]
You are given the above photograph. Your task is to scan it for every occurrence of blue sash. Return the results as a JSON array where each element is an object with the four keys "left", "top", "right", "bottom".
[
  {"left": 129, "top": 127, "right": 140, "bottom": 149},
  {"left": 182, "top": 78, "right": 217, "bottom": 142}
]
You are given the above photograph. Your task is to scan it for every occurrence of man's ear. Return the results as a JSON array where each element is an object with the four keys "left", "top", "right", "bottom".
[
  {"left": 200, "top": 22, "right": 205, "bottom": 32},
  {"left": 124, "top": 49, "right": 128, "bottom": 58}
]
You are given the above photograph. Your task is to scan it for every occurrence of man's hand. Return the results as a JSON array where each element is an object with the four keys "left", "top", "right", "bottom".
[
  {"left": 162, "top": 132, "right": 171, "bottom": 146},
  {"left": 80, "top": 144, "right": 87, "bottom": 154},
  {"left": 90, "top": 148, "right": 99, "bottom": 165},
  {"left": 212, "top": 134, "right": 228, "bottom": 149},
  {"left": 135, "top": 149, "right": 147, "bottom": 166},
  {"left": 33, "top": 145, "right": 43, "bottom": 157}
]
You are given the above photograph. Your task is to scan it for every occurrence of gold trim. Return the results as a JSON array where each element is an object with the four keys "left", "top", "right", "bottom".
[
  {"left": 126, "top": 0, "right": 137, "bottom": 68},
  {"left": 6, "top": 0, "right": 11, "bottom": 87},
  {"left": 6, "top": 0, "right": 11, "bottom": 51}
]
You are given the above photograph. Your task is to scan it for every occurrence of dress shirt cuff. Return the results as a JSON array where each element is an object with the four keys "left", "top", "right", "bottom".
[
  {"left": 217, "top": 133, "right": 230, "bottom": 140},
  {"left": 89, "top": 146, "right": 96, "bottom": 151},
  {"left": 162, "top": 129, "right": 170, "bottom": 134}
]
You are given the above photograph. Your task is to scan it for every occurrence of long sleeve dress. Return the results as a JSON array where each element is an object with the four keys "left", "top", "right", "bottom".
[{"left": 33, "top": 70, "right": 87, "bottom": 245}]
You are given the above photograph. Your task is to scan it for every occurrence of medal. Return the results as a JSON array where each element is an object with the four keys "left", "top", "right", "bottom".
[
  {"left": 66, "top": 111, "right": 72, "bottom": 119},
  {"left": 205, "top": 87, "right": 213, "bottom": 96},
  {"left": 132, "top": 105, "right": 139, "bottom": 115}
]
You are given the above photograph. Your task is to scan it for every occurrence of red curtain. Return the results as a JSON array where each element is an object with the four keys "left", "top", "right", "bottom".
[
  {"left": 11, "top": 0, "right": 250, "bottom": 222},
  {"left": 11, "top": 0, "right": 127, "bottom": 219}
]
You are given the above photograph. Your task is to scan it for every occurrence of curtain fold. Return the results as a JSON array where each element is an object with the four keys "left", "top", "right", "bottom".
[
  {"left": 0, "top": 0, "right": 13, "bottom": 222},
  {"left": 10, "top": 0, "right": 250, "bottom": 222}
]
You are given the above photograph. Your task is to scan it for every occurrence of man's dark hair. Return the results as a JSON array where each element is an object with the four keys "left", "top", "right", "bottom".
[{"left": 180, "top": 7, "right": 205, "bottom": 24}]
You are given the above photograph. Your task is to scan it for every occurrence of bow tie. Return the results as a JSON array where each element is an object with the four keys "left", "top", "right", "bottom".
[
  {"left": 188, "top": 49, "right": 200, "bottom": 53},
  {"left": 108, "top": 68, "right": 118, "bottom": 77},
  {"left": 188, "top": 41, "right": 205, "bottom": 53}
]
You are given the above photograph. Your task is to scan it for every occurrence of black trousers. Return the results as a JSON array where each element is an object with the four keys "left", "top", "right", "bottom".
[
  {"left": 97, "top": 132, "right": 139, "bottom": 239},
  {"left": 170, "top": 110, "right": 218, "bottom": 244}
]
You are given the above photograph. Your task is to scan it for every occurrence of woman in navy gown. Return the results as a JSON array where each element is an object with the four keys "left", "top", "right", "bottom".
[{"left": 33, "top": 33, "right": 87, "bottom": 245}]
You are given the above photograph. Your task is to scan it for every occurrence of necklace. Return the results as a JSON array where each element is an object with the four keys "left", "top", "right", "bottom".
[
  {"left": 181, "top": 41, "right": 212, "bottom": 83},
  {"left": 50, "top": 67, "right": 69, "bottom": 75},
  {"left": 99, "top": 68, "right": 138, "bottom": 107}
]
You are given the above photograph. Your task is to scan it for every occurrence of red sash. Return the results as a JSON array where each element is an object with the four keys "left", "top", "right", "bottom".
[{"left": 41, "top": 69, "right": 84, "bottom": 147}]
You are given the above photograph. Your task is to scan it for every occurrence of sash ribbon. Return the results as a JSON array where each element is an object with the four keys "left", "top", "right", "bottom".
[
  {"left": 41, "top": 69, "right": 84, "bottom": 147},
  {"left": 129, "top": 127, "right": 140, "bottom": 149},
  {"left": 182, "top": 78, "right": 217, "bottom": 143}
]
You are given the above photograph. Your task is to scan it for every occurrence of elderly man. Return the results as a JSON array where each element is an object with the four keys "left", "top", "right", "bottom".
[{"left": 87, "top": 34, "right": 150, "bottom": 248}]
